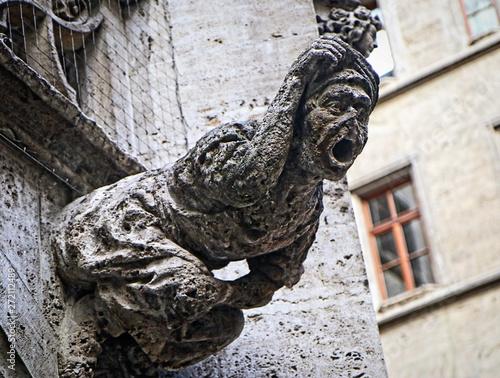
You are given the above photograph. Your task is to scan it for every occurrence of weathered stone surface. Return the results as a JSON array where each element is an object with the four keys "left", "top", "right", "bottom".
[
  {"left": 52, "top": 36, "right": 379, "bottom": 376},
  {"left": 0, "top": 140, "right": 70, "bottom": 377},
  {"left": 167, "top": 0, "right": 319, "bottom": 147},
  {"left": 0, "top": 36, "right": 145, "bottom": 196}
]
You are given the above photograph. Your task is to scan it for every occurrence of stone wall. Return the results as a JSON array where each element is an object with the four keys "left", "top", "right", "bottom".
[
  {"left": 0, "top": 141, "right": 67, "bottom": 377},
  {"left": 168, "top": 0, "right": 320, "bottom": 146},
  {"left": 76, "top": 0, "right": 188, "bottom": 168}
]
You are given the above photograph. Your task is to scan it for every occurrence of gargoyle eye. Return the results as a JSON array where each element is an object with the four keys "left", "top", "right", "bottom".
[{"left": 322, "top": 98, "right": 344, "bottom": 114}]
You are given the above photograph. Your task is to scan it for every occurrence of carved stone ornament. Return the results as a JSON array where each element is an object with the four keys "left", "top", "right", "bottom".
[
  {"left": 317, "top": 0, "right": 383, "bottom": 57},
  {"left": 0, "top": 0, "right": 103, "bottom": 40},
  {"left": 0, "top": 0, "right": 137, "bottom": 101},
  {"left": 0, "top": 0, "right": 104, "bottom": 100},
  {"left": 51, "top": 35, "right": 379, "bottom": 376}
]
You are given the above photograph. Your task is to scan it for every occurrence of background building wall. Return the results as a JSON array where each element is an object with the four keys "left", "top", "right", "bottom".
[
  {"left": 350, "top": 49, "right": 500, "bottom": 291},
  {"left": 348, "top": 0, "right": 500, "bottom": 376},
  {"left": 380, "top": 286, "right": 500, "bottom": 377},
  {"left": 377, "top": 0, "right": 470, "bottom": 78}
]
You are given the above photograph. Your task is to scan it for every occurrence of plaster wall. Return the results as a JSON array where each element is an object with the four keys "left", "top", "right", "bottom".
[
  {"left": 380, "top": 286, "right": 500, "bottom": 378},
  {"left": 379, "top": 0, "right": 471, "bottom": 79},
  {"left": 347, "top": 27, "right": 500, "bottom": 378},
  {"left": 349, "top": 47, "right": 500, "bottom": 298}
]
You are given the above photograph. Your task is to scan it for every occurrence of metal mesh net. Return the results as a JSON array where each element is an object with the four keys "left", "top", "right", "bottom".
[{"left": 0, "top": 0, "right": 188, "bottom": 168}]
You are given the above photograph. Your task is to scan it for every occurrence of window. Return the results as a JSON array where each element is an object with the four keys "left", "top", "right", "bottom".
[
  {"left": 460, "top": 0, "right": 500, "bottom": 39},
  {"left": 360, "top": 1, "right": 395, "bottom": 77},
  {"left": 366, "top": 7, "right": 394, "bottom": 77},
  {"left": 361, "top": 179, "right": 434, "bottom": 300}
]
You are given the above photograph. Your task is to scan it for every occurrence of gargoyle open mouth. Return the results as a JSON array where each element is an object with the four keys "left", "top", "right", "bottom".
[{"left": 332, "top": 138, "right": 355, "bottom": 163}]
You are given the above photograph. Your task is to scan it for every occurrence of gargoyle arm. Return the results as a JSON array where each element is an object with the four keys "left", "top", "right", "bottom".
[
  {"left": 169, "top": 37, "right": 347, "bottom": 209},
  {"left": 224, "top": 217, "right": 320, "bottom": 309}
]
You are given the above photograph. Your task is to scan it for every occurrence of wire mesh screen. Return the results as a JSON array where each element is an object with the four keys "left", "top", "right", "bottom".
[{"left": 0, "top": 0, "right": 188, "bottom": 168}]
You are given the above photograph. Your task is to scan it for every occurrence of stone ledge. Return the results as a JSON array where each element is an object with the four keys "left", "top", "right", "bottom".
[
  {"left": 0, "top": 35, "right": 145, "bottom": 197},
  {"left": 378, "top": 32, "right": 500, "bottom": 103},
  {"left": 377, "top": 269, "right": 500, "bottom": 328}
]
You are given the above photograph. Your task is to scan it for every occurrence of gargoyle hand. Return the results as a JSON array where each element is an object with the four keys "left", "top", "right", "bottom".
[
  {"left": 290, "top": 35, "right": 348, "bottom": 80},
  {"left": 223, "top": 271, "right": 281, "bottom": 309}
]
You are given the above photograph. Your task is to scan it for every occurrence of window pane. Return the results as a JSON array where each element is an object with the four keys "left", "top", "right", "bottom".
[
  {"left": 469, "top": 7, "right": 500, "bottom": 37},
  {"left": 376, "top": 231, "right": 398, "bottom": 264},
  {"left": 368, "top": 194, "right": 390, "bottom": 224},
  {"left": 411, "top": 254, "right": 435, "bottom": 287},
  {"left": 464, "top": 0, "right": 494, "bottom": 13},
  {"left": 392, "top": 183, "right": 416, "bottom": 214},
  {"left": 383, "top": 265, "right": 406, "bottom": 298},
  {"left": 403, "top": 219, "right": 426, "bottom": 253}
]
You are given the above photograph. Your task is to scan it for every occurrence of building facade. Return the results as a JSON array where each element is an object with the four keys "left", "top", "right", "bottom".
[{"left": 345, "top": 0, "right": 500, "bottom": 376}]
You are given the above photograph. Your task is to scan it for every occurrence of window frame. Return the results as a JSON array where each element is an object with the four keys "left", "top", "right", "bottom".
[
  {"left": 360, "top": 0, "right": 378, "bottom": 10},
  {"left": 361, "top": 178, "right": 434, "bottom": 300},
  {"left": 459, "top": 0, "right": 500, "bottom": 40}
]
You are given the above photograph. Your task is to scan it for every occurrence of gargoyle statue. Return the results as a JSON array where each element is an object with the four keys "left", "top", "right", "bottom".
[{"left": 52, "top": 35, "right": 379, "bottom": 376}]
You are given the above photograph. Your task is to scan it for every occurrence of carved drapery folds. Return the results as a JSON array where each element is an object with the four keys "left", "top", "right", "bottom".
[{"left": 0, "top": 0, "right": 103, "bottom": 100}]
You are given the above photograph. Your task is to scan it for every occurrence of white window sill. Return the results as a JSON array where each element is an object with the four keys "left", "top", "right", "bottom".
[{"left": 376, "top": 269, "right": 500, "bottom": 327}]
